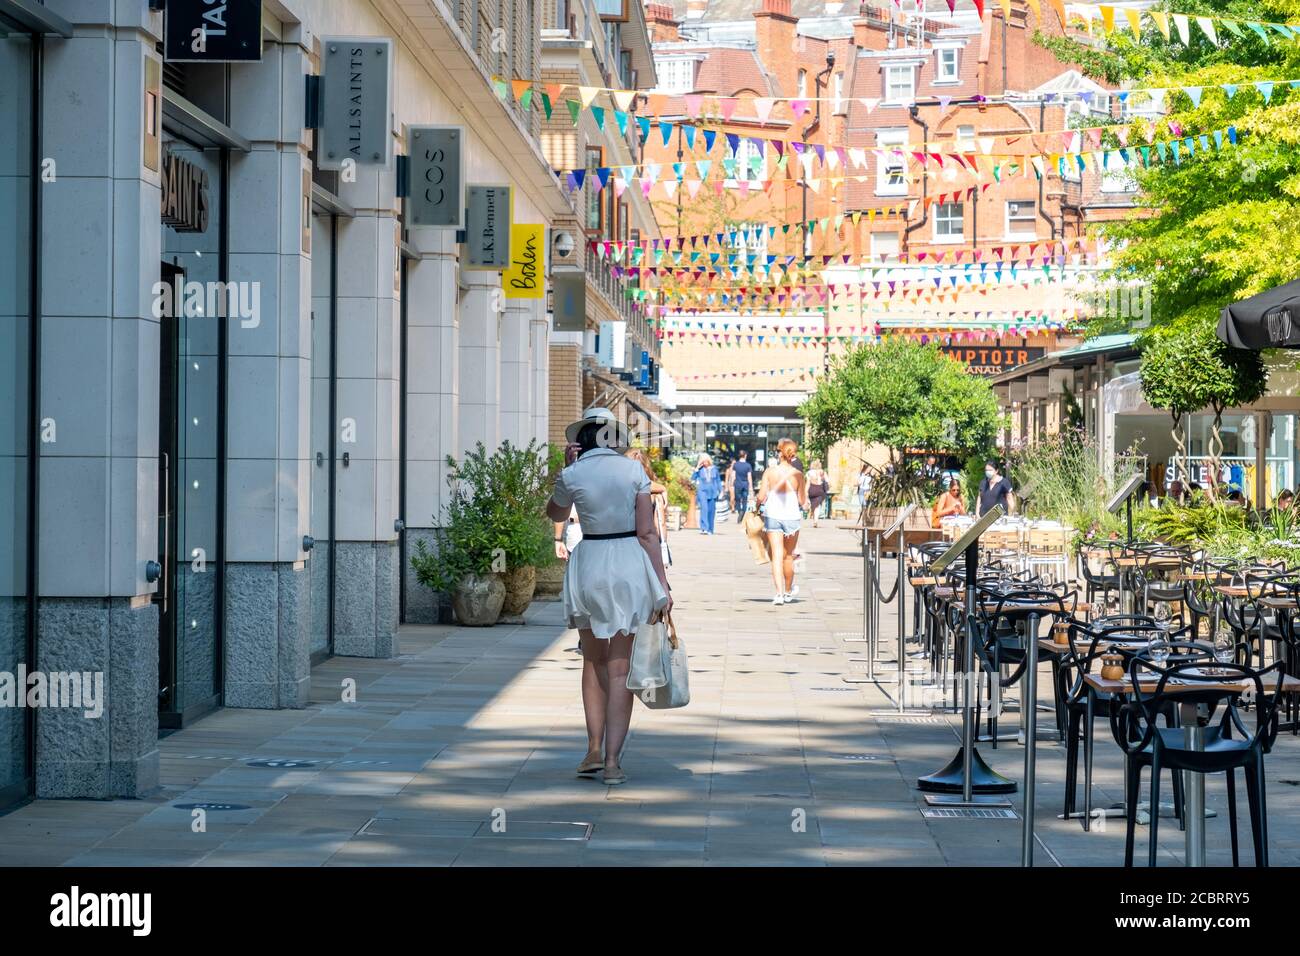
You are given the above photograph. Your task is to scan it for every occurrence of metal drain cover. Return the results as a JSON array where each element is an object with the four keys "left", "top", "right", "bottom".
[
  {"left": 922, "top": 807, "right": 1018, "bottom": 820},
  {"left": 810, "top": 686, "right": 859, "bottom": 692},
  {"left": 244, "top": 758, "right": 322, "bottom": 768},
  {"left": 872, "top": 714, "right": 950, "bottom": 725},
  {"left": 831, "top": 754, "right": 891, "bottom": 761},
  {"left": 357, "top": 817, "right": 593, "bottom": 841},
  {"left": 173, "top": 802, "right": 252, "bottom": 812}
]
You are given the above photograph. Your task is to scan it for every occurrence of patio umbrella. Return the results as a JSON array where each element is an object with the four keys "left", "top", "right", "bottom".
[{"left": 1217, "top": 277, "right": 1300, "bottom": 349}]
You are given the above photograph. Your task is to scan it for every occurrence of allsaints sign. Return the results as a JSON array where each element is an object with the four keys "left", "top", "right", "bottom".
[
  {"left": 408, "top": 126, "right": 463, "bottom": 228},
  {"left": 161, "top": 151, "right": 209, "bottom": 233},
  {"left": 319, "top": 39, "right": 392, "bottom": 170},
  {"left": 164, "top": 0, "right": 263, "bottom": 63},
  {"left": 464, "top": 185, "right": 511, "bottom": 270},
  {"left": 504, "top": 224, "right": 545, "bottom": 298}
]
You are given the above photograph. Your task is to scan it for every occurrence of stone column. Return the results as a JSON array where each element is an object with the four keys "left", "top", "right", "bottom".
[
  {"left": 34, "top": 2, "right": 161, "bottom": 797},
  {"left": 457, "top": 271, "right": 502, "bottom": 457},
  {"left": 530, "top": 301, "right": 550, "bottom": 445},
  {"left": 221, "top": 34, "right": 313, "bottom": 708},
  {"left": 403, "top": 228, "right": 459, "bottom": 624},
  {"left": 321, "top": 156, "right": 402, "bottom": 659},
  {"left": 499, "top": 299, "right": 532, "bottom": 448}
]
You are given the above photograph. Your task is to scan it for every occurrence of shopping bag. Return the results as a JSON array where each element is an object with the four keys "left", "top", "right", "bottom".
[
  {"left": 743, "top": 510, "right": 771, "bottom": 565},
  {"left": 638, "top": 614, "right": 690, "bottom": 710},
  {"left": 627, "top": 616, "right": 668, "bottom": 691}
]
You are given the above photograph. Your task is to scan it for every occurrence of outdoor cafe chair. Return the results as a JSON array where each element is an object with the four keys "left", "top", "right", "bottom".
[
  {"left": 1077, "top": 546, "right": 1121, "bottom": 610},
  {"left": 1112, "top": 656, "right": 1285, "bottom": 867},
  {"left": 1058, "top": 621, "right": 1193, "bottom": 829},
  {"left": 1132, "top": 545, "right": 1192, "bottom": 617},
  {"left": 971, "top": 585, "right": 1075, "bottom": 748},
  {"left": 1025, "top": 527, "right": 1070, "bottom": 584}
]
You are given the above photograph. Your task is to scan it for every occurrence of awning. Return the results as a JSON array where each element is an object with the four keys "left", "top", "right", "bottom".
[
  {"left": 1, "top": 0, "right": 74, "bottom": 37},
  {"left": 1217, "top": 278, "right": 1300, "bottom": 349}
]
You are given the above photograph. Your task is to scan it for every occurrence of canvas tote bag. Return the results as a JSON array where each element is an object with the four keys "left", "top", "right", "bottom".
[
  {"left": 627, "top": 615, "right": 669, "bottom": 692},
  {"left": 638, "top": 613, "right": 689, "bottom": 710}
]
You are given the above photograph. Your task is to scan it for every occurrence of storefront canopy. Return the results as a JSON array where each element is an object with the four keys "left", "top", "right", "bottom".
[{"left": 1217, "top": 278, "right": 1300, "bottom": 349}]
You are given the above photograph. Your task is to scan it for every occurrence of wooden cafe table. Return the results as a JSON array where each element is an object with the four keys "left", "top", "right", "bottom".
[{"left": 1084, "top": 669, "right": 1300, "bottom": 866}]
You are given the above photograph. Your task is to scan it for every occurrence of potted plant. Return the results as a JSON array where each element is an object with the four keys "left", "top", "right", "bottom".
[
  {"left": 534, "top": 444, "right": 568, "bottom": 600},
  {"left": 411, "top": 440, "right": 554, "bottom": 626}
]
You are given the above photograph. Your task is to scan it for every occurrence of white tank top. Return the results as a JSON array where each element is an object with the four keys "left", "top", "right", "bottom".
[{"left": 765, "top": 469, "right": 802, "bottom": 520}]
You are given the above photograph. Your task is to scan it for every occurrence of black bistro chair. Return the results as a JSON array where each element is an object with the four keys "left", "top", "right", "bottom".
[
  {"left": 971, "top": 585, "right": 1074, "bottom": 748},
  {"left": 1112, "top": 656, "right": 1286, "bottom": 867}
]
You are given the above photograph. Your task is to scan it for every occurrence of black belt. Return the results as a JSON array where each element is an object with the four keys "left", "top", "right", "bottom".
[{"left": 582, "top": 530, "right": 637, "bottom": 540}]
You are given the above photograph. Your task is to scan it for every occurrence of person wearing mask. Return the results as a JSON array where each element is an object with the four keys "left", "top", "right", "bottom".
[
  {"left": 756, "top": 438, "right": 810, "bottom": 605},
  {"left": 805, "top": 459, "right": 829, "bottom": 528},
  {"left": 546, "top": 407, "right": 671, "bottom": 786},
  {"left": 977, "top": 460, "right": 1013, "bottom": 517},
  {"left": 691, "top": 454, "right": 722, "bottom": 535},
  {"left": 932, "top": 477, "right": 967, "bottom": 528},
  {"left": 732, "top": 450, "right": 754, "bottom": 520}
]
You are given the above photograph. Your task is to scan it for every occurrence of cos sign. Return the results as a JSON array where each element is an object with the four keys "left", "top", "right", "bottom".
[
  {"left": 161, "top": 151, "right": 210, "bottom": 233},
  {"left": 407, "top": 126, "right": 463, "bottom": 228}
]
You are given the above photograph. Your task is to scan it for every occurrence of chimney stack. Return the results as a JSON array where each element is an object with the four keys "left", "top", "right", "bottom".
[{"left": 646, "top": 2, "right": 680, "bottom": 41}]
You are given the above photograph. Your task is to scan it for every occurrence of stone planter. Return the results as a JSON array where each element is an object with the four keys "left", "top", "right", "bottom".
[
  {"left": 451, "top": 572, "right": 505, "bottom": 626},
  {"left": 665, "top": 506, "right": 683, "bottom": 532},
  {"left": 534, "top": 561, "right": 564, "bottom": 600},
  {"left": 501, "top": 564, "right": 537, "bottom": 617}
]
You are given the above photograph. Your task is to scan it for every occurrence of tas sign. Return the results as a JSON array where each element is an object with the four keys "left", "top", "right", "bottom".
[{"left": 164, "top": 0, "right": 263, "bottom": 63}]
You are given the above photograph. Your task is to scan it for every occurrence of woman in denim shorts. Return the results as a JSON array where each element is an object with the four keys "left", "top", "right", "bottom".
[{"left": 756, "top": 438, "right": 810, "bottom": 605}]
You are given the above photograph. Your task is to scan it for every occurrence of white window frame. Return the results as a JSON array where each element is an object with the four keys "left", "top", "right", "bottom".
[
  {"left": 655, "top": 56, "right": 698, "bottom": 94},
  {"left": 935, "top": 46, "right": 960, "bottom": 84},
  {"left": 883, "top": 63, "right": 916, "bottom": 106},
  {"left": 1005, "top": 199, "right": 1037, "bottom": 240},
  {"left": 955, "top": 124, "right": 975, "bottom": 151},
  {"left": 724, "top": 139, "right": 764, "bottom": 186},
  {"left": 797, "top": 69, "right": 808, "bottom": 98},
  {"left": 875, "top": 128, "right": 907, "bottom": 197},
  {"left": 933, "top": 201, "right": 964, "bottom": 243},
  {"left": 870, "top": 231, "right": 900, "bottom": 263},
  {"left": 728, "top": 221, "right": 769, "bottom": 257}
]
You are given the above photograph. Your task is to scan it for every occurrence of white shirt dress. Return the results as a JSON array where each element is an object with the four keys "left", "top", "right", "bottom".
[{"left": 552, "top": 448, "right": 669, "bottom": 639}]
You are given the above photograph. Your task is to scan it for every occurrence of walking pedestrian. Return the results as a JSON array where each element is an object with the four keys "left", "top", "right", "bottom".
[
  {"left": 976, "top": 460, "right": 1013, "bottom": 517},
  {"left": 732, "top": 450, "right": 753, "bottom": 520},
  {"left": 546, "top": 407, "right": 672, "bottom": 786},
  {"left": 627, "top": 448, "right": 671, "bottom": 568},
  {"left": 691, "top": 453, "right": 721, "bottom": 535},
  {"left": 806, "top": 459, "right": 829, "bottom": 527},
  {"left": 756, "top": 438, "right": 809, "bottom": 605}
]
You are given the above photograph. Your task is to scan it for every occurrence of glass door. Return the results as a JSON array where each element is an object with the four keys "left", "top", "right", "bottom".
[
  {"left": 158, "top": 135, "right": 223, "bottom": 725},
  {"left": 309, "top": 210, "right": 335, "bottom": 659},
  {"left": 0, "top": 19, "right": 34, "bottom": 806}
]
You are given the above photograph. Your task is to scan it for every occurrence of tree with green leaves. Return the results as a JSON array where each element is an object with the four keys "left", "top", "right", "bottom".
[
  {"left": 1140, "top": 321, "right": 1267, "bottom": 484},
  {"left": 800, "top": 338, "right": 1002, "bottom": 470},
  {"left": 1036, "top": 1, "right": 1300, "bottom": 338}
]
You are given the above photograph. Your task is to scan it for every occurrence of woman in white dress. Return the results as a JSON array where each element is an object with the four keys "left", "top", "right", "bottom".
[{"left": 546, "top": 407, "right": 672, "bottom": 785}]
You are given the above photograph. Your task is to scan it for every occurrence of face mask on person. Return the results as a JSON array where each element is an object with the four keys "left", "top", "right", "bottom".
[{"left": 985, "top": 469, "right": 996, "bottom": 480}]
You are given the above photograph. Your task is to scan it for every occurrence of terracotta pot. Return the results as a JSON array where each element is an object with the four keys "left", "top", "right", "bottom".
[
  {"left": 685, "top": 500, "right": 700, "bottom": 529},
  {"left": 534, "top": 561, "right": 564, "bottom": 599},
  {"left": 451, "top": 572, "right": 505, "bottom": 626},
  {"left": 501, "top": 564, "right": 537, "bottom": 616}
]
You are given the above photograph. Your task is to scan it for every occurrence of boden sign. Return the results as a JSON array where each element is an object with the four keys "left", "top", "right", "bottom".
[
  {"left": 504, "top": 224, "right": 545, "bottom": 298},
  {"left": 164, "top": 0, "right": 263, "bottom": 63},
  {"left": 319, "top": 38, "right": 393, "bottom": 170}
]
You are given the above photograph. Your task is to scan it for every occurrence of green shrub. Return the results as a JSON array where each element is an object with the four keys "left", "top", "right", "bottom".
[{"left": 410, "top": 440, "right": 554, "bottom": 595}]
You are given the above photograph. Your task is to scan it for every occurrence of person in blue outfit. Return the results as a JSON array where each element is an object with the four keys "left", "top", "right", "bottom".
[
  {"left": 692, "top": 453, "right": 721, "bottom": 534},
  {"left": 731, "top": 450, "right": 753, "bottom": 521}
]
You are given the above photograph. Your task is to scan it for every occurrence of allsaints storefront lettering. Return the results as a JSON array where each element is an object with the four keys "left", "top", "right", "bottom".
[{"left": 160, "top": 151, "right": 209, "bottom": 234}]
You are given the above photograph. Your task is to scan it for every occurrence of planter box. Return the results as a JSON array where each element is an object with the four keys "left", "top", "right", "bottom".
[{"left": 665, "top": 506, "right": 683, "bottom": 532}]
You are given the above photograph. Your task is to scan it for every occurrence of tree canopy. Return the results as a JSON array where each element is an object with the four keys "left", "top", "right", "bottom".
[
  {"left": 799, "top": 339, "right": 1002, "bottom": 461},
  {"left": 1037, "top": 0, "right": 1300, "bottom": 336}
]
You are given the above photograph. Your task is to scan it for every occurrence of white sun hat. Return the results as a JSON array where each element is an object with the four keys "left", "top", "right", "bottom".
[{"left": 565, "top": 405, "right": 632, "bottom": 447}]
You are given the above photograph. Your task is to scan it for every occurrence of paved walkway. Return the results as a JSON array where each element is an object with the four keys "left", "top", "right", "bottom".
[{"left": 3, "top": 518, "right": 1299, "bottom": 866}]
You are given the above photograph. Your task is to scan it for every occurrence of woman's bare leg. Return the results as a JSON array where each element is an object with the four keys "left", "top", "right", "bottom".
[
  {"left": 579, "top": 629, "right": 607, "bottom": 760},
  {"left": 603, "top": 632, "right": 636, "bottom": 769},
  {"left": 767, "top": 531, "right": 786, "bottom": 593},
  {"left": 783, "top": 531, "right": 800, "bottom": 591}
]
